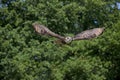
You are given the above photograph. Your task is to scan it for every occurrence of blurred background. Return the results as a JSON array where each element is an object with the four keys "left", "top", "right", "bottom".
[{"left": 0, "top": 0, "right": 120, "bottom": 80}]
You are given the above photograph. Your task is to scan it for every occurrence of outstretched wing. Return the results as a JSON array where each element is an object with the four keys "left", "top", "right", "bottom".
[
  {"left": 32, "top": 23, "right": 65, "bottom": 41},
  {"left": 73, "top": 27, "right": 105, "bottom": 40}
]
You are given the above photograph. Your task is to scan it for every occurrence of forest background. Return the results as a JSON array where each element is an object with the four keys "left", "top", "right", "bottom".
[{"left": 0, "top": 0, "right": 120, "bottom": 80}]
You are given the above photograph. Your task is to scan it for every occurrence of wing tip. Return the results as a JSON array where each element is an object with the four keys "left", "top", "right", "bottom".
[
  {"left": 102, "top": 27, "right": 105, "bottom": 30},
  {"left": 32, "top": 22, "right": 39, "bottom": 26}
]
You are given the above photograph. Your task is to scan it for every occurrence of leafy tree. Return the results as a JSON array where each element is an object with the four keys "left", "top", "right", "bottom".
[{"left": 0, "top": 0, "right": 120, "bottom": 80}]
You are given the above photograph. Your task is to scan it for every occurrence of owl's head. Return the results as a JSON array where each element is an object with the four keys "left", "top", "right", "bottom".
[{"left": 64, "top": 36, "right": 73, "bottom": 43}]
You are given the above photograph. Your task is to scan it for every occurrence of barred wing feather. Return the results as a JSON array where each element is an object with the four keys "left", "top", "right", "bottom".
[
  {"left": 32, "top": 23, "right": 65, "bottom": 41},
  {"left": 73, "top": 27, "right": 105, "bottom": 40}
]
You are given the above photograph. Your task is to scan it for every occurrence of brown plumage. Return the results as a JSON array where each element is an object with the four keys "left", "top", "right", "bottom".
[
  {"left": 32, "top": 23, "right": 66, "bottom": 43},
  {"left": 73, "top": 27, "right": 105, "bottom": 40},
  {"left": 32, "top": 23, "right": 105, "bottom": 44}
]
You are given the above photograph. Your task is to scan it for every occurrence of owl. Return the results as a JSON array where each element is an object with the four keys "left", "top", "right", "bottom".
[{"left": 32, "top": 23, "right": 105, "bottom": 44}]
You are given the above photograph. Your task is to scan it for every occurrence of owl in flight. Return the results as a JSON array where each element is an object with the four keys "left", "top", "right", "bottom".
[{"left": 32, "top": 23, "right": 105, "bottom": 44}]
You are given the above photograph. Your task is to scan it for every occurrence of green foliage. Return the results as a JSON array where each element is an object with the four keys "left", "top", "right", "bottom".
[{"left": 0, "top": 0, "right": 120, "bottom": 80}]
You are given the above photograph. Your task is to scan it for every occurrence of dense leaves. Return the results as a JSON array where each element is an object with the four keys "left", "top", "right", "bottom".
[{"left": 0, "top": 0, "right": 120, "bottom": 80}]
